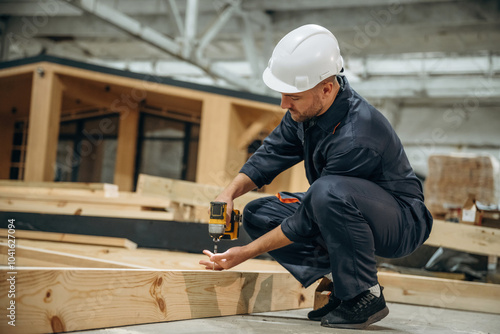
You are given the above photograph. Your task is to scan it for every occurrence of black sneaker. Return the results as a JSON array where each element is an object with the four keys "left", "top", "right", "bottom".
[
  {"left": 321, "top": 285, "right": 389, "bottom": 329},
  {"left": 307, "top": 293, "right": 341, "bottom": 321}
]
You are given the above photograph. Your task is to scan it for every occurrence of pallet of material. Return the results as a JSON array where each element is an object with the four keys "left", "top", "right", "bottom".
[{"left": 424, "top": 154, "right": 500, "bottom": 216}]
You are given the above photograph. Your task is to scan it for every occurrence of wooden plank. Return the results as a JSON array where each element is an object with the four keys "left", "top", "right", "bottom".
[
  {"left": 0, "top": 180, "right": 119, "bottom": 194},
  {"left": 24, "top": 66, "right": 63, "bottom": 181},
  {"left": 0, "top": 185, "right": 119, "bottom": 199},
  {"left": 424, "top": 219, "right": 500, "bottom": 256},
  {"left": 114, "top": 109, "right": 140, "bottom": 192},
  {"left": 52, "top": 62, "right": 212, "bottom": 102},
  {"left": 378, "top": 271, "right": 500, "bottom": 314},
  {"left": 0, "top": 238, "right": 287, "bottom": 272},
  {"left": 0, "top": 63, "right": 37, "bottom": 79},
  {"left": 0, "top": 268, "right": 315, "bottom": 333},
  {"left": 0, "top": 243, "right": 148, "bottom": 269},
  {"left": 0, "top": 198, "right": 175, "bottom": 221},
  {"left": 137, "top": 174, "right": 268, "bottom": 213},
  {"left": 59, "top": 75, "right": 122, "bottom": 110},
  {"left": 0, "top": 189, "right": 172, "bottom": 208},
  {"left": 0, "top": 229, "right": 137, "bottom": 250}
]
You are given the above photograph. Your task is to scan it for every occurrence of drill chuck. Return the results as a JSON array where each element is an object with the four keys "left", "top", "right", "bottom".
[{"left": 209, "top": 223, "right": 226, "bottom": 242}]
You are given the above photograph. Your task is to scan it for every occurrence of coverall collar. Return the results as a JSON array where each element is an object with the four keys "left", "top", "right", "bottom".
[{"left": 308, "top": 76, "right": 351, "bottom": 134}]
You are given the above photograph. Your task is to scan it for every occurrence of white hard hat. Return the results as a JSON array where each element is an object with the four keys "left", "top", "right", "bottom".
[{"left": 263, "top": 24, "right": 344, "bottom": 94}]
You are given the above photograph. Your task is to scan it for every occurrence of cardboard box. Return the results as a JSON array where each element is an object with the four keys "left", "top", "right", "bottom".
[
  {"left": 461, "top": 194, "right": 500, "bottom": 227},
  {"left": 461, "top": 195, "right": 483, "bottom": 225}
]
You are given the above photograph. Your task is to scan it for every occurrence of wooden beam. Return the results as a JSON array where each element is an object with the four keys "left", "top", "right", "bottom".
[
  {"left": 314, "top": 272, "right": 500, "bottom": 315},
  {"left": 379, "top": 271, "right": 500, "bottom": 314},
  {"left": 197, "top": 97, "right": 234, "bottom": 186},
  {"left": 59, "top": 75, "right": 121, "bottom": 110},
  {"left": 0, "top": 198, "right": 175, "bottom": 221},
  {"left": 114, "top": 109, "right": 140, "bottom": 191},
  {"left": 1, "top": 237, "right": 287, "bottom": 271},
  {"left": 136, "top": 174, "right": 267, "bottom": 212},
  {"left": 237, "top": 113, "right": 274, "bottom": 150},
  {"left": 424, "top": 219, "right": 500, "bottom": 257},
  {"left": 0, "top": 268, "right": 314, "bottom": 333},
  {"left": 0, "top": 243, "right": 147, "bottom": 268},
  {"left": 0, "top": 185, "right": 118, "bottom": 200},
  {"left": 0, "top": 187, "right": 171, "bottom": 208},
  {"left": 0, "top": 180, "right": 119, "bottom": 195},
  {"left": 24, "top": 65, "right": 63, "bottom": 181},
  {"left": 0, "top": 229, "right": 137, "bottom": 249},
  {"left": 0, "top": 63, "right": 37, "bottom": 79}
]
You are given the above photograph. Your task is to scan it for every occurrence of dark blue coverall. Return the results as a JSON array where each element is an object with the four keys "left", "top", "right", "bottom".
[{"left": 240, "top": 76, "right": 433, "bottom": 300}]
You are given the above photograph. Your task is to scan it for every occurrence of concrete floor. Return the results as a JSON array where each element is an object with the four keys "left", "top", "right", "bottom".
[{"left": 75, "top": 303, "right": 500, "bottom": 334}]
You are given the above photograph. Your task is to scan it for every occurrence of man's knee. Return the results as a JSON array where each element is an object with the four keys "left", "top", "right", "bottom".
[
  {"left": 309, "top": 175, "right": 355, "bottom": 207},
  {"left": 242, "top": 196, "right": 278, "bottom": 234}
]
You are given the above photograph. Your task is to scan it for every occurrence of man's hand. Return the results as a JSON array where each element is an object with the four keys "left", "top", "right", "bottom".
[
  {"left": 212, "top": 173, "right": 258, "bottom": 226},
  {"left": 199, "top": 225, "right": 293, "bottom": 271},
  {"left": 199, "top": 247, "right": 250, "bottom": 270},
  {"left": 213, "top": 195, "right": 234, "bottom": 226}
]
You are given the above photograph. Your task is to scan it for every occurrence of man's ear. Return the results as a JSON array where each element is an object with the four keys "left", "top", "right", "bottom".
[{"left": 322, "top": 81, "right": 334, "bottom": 96}]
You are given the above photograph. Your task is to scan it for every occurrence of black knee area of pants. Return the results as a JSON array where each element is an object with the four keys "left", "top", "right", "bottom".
[{"left": 242, "top": 197, "right": 274, "bottom": 240}]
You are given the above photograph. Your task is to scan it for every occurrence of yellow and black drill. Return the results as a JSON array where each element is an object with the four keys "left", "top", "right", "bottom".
[{"left": 208, "top": 201, "right": 241, "bottom": 257}]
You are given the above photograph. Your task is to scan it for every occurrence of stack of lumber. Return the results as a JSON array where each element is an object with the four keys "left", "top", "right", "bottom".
[
  {"left": 0, "top": 180, "right": 175, "bottom": 220},
  {"left": 0, "top": 176, "right": 272, "bottom": 222},
  {"left": 1, "top": 227, "right": 500, "bottom": 334},
  {"left": 0, "top": 230, "right": 310, "bottom": 334},
  {"left": 136, "top": 173, "right": 270, "bottom": 222},
  {"left": 424, "top": 154, "right": 500, "bottom": 216}
]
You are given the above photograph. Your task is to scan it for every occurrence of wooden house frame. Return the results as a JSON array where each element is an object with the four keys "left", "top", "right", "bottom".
[{"left": 0, "top": 55, "right": 309, "bottom": 193}]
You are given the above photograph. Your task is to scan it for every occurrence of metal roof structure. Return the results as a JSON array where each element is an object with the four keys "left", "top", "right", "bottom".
[{"left": 1, "top": 0, "right": 499, "bottom": 175}]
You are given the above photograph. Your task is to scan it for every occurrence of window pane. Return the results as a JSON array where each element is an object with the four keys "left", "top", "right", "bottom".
[
  {"left": 55, "top": 116, "right": 118, "bottom": 183},
  {"left": 143, "top": 116, "right": 184, "bottom": 138},
  {"left": 139, "top": 139, "right": 184, "bottom": 179},
  {"left": 55, "top": 140, "right": 75, "bottom": 182}
]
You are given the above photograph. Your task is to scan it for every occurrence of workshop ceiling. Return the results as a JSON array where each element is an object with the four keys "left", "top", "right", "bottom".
[
  {"left": 1, "top": 0, "right": 500, "bottom": 177},
  {"left": 0, "top": 0, "right": 499, "bottom": 99}
]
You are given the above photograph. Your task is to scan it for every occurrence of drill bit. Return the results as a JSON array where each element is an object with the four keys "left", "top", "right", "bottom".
[{"left": 213, "top": 239, "right": 218, "bottom": 270}]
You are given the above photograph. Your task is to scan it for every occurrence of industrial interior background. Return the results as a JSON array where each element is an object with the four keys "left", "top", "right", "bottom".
[
  {"left": 0, "top": 0, "right": 499, "bottom": 184},
  {"left": 0, "top": 1, "right": 500, "bottom": 334}
]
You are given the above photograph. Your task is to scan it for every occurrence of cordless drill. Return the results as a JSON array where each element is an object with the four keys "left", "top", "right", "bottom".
[{"left": 208, "top": 201, "right": 241, "bottom": 256}]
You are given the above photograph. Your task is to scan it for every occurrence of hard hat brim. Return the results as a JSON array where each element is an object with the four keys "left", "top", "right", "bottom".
[{"left": 262, "top": 67, "right": 305, "bottom": 94}]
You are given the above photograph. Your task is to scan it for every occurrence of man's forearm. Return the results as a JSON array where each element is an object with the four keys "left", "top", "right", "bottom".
[
  {"left": 242, "top": 225, "right": 293, "bottom": 259},
  {"left": 219, "top": 173, "right": 258, "bottom": 200}
]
